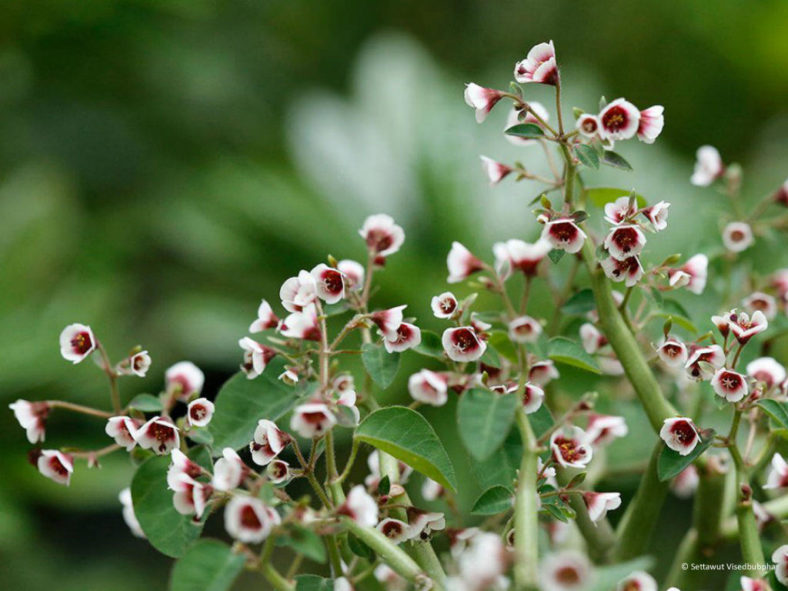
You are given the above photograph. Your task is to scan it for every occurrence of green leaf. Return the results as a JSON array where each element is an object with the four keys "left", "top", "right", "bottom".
[
  {"left": 487, "top": 330, "right": 518, "bottom": 363},
  {"left": 657, "top": 430, "right": 716, "bottom": 482},
  {"left": 659, "top": 298, "right": 698, "bottom": 333},
  {"left": 295, "top": 575, "right": 333, "bottom": 591},
  {"left": 544, "top": 502, "right": 569, "bottom": 523},
  {"left": 602, "top": 151, "right": 633, "bottom": 171},
  {"left": 208, "top": 359, "right": 296, "bottom": 453},
  {"left": 473, "top": 430, "right": 521, "bottom": 490},
  {"left": 504, "top": 123, "right": 544, "bottom": 139},
  {"left": 471, "top": 485, "right": 514, "bottom": 515},
  {"left": 457, "top": 389, "right": 518, "bottom": 461},
  {"left": 575, "top": 144, "right": 600, "bottom": 169},
  {"left": 548, "top": 249, "right": 566, "bottom": 264},
  {"left": 479, "top": 343, "right": 502, "bottom": 368},
  {"left": 413, "top": 330, "right": 445, "bottom": 360},
  {"left": 547, "top": 337, "right": 601, "bottom": 374},
  {"left": 276, "top": 526, "right": 327, "bottom": 563},
  {"left": 128, "top": 393, "right": 163, "bottom": 412},
  {"left": 131, "top": 455, "right": 204, "bottom": 557},
  {"left": 355, "top": 406, "right": 457, "bottom": 492},
  {"left": 361, "top": 343, "right": 400, "bottom": 389},
  {"left": 757, "top": 399, "right": 788, "bottom": 431},
  {"left": 347, "top": 534, "right": 375, "bottom": 561},
  {"left": 170, "top": 539, "right": 246, "bottom": 591},
  {"left": 586, "top": 187, "right": 646, "bottom": 208},
  {"left": 187, "top": 428, "right": 214, "bottom": 446},
  {"left": 529, "top": 404, "right": 555, "bottom": 438},
  {"left": 561, "top": 289, "right": 596, "bottom": 316}
]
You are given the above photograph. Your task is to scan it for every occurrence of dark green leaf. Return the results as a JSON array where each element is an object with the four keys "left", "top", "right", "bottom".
[
  {"left": 361, "top": 343, "right": 400, "bottom": 389},
  {"left": 561, "top": 289, "right": 596, "bottom": 316},
  {"left": 131, "top": 455, "right": 204, "bottom": 557},
  {"left": 473, "top": 430, "right": 522, "bottom": 490},
  {"left": 544, "top": 502, "right": 569, "bottom": 523},
  {"left": 471, "top": 486, "right": 514, "bottom": 515},
  {"left": 187, "top": 428, "right": 214, "bottom": 446},
  {"left": 355, "top": 406, "right": 457, "bottom": 492},
  {"left": 586, "top": 187, "right": 646, "bottom": 208},
  {"left": 657, "top": 430, "right": 716, "bottom": 481},
  {"left": 208, "top": 359, "right": 296, "bottom": 453},
  {"left": 547, "top": 337, "right": 601, "bottom": 374},
  {"left": 529, "top": 191, "right": 547, "bottom": 206},
  {"left": 457, "top": 389, "right": 518, "bottom": 461},
  {"left": 505, "top": 123, "right": 544, "bottom": 139},
  {"left": 529, "top": 404, "right": 555, "bottom": 438},
  {"left": 575, "top": 144, "right": 600, "bottom": 169},
  {"left": 548, "top": 249, "right": 566, "bottom": 264},
  {"left": 479, "top": 343, "right": 502, "bottom": 368},
  {"left": 276, "top": 526, "right": 327, "bottom": 563},
  {"left": 602, "top": 151, "right": 633, "bottom": 171},
  {"left": 378, "top": 475, "right": 391, "bottom": 496},
  {"left": 170, "top": 539, "right": 246, "bottom": 591},
  {"left": 295, "top": 575, "right": 333, "bottom": 591},
  {"left": 347, "top": 534, "right": 375, "bottom": 561},
  {"left": 128, "top": 393, "right": 163, "bottom": 412},
  {"left": 413, "top": 330, "right": 445, "bottom": 360},
  {"left": 487, "top": 330, "right": 518, "bottom": 363},
  {"left": 757, "top": 399, "right": 788, "bottom": 431}
]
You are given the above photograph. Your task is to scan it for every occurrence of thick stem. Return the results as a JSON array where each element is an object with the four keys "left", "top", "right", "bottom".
[
  {"left": 582, "top": 243, "right": 677, "bottom": 431},
  {"left": 556, "top": 469, "right": 615, "bottom": 563},
  {"left": 720, "top": 494, "right": 788, "bottom": 539},
  {"left": 694, "top": 464, "right": 727, "bottom": 550},
  {"left": 340, "top": 517, "right": 425, "bottom": 583},
  {"left": 513, "top": 409, "right": 539, "bottom": 591},
  {"left": 665, "top": 528, "right": 699, "bottom": 590},
  {"left": 612, "top": 444, "right": 670, "bottom": 561},
  {"left": 260, "top": 535, "right": 295, "bottom": 591}
]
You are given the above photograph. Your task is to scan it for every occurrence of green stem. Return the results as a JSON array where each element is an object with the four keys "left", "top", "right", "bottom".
[
  {"left": 260, "top": 536, "right": 295, "bottom": 591},
  {"left": 340, "top": 517, "right": 425, "bottom": 584},
  {"left": 612, "top": 443, "right": 670, "bottom": 561},
  {"left": 513, "top": 409, "right": 539, "bottom": 591},
  {"left": 582, "top": 243, "right": 677, "bottom": 431},
  {"left": 556, "top": 469, "right": 615, "bottom": 563},
  {"left": 664, "top": 528, "right": 699, "bottom": 590},
  {"left": 720, "top": 494, "right": 788, "bottom": 539},
  {"left": 694, "top": 464, "right": 727, "bottom": 550}
]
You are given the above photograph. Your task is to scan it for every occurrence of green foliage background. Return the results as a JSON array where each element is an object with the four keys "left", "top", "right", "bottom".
[{"left": 1, "top": 1, "right": 787, "bottom": 589}]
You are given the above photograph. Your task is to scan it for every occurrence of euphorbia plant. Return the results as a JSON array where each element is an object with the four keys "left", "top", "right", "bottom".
[{"left": 10, "top": 40, "right": 788, "bottom": 591}]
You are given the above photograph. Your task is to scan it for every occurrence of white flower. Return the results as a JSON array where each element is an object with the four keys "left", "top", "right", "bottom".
[
  {"left": 542, "top": 218, "right": 586, "bottom": 254},
  {"left": 447, "top": 241, "right": 484, "bottom": 283},
  {"left": 604, "top": 225, "right": 646, "bottom": 260},
  {"left": 580, "top": 323, "right": 606, "bottom": 354},
  {"left": 119, "top": 487, "right": 145, "bottom": 538},
  {"left": 165, "top": 361, "right": 205, "bottom": 401},
  {"left": 442, "top": 326, "right": 487, "bottom": 362},
  {"left": 685, "top": 344, "right": 725, "bottom": 380},
  {"left": 514, "top": 41, "right": 558, "bottom": 85},
  {"left": 642, "top": 201, "right": 670, "bottom": 231},
  {"left": 540, "top": 550, "right": 591, "bottom": 591},
  {"left": 529, "top": 360, "right": 560, "bottom": 386},
  {"left": 763, "top": 453, "right": 788, "bottom": 490},
  {"left": 508, "top": 315, "right": 542, "bottom": 344},
  {"left": 598, "top": 98, "right": 641, "bottom": 141},
  {"left": 726, "top": 310, "right": 768, "bottom": 344},
  {"left": 457, "top": 531, "right": 510, "bottom": 591},
  {"left": 370, "top": 305, "right": 407, "bottom": 340},
  {"left": 670, "top": 254, "right": 708, "bottom": 295},
  {"left": 311, "top": 263, "right": 346, "bottom": 304},
  {"left": 187, "top": 397, "right": 215, "bottom": 427},
  {"left": 671, "top": 465, "right": 699, "bottom": 498},
  {"left": 772, "top": 544, "right": 788, "bottom": 586},
  {"left": 586, "top": 414, "right": 628, "bottom": 446},
  {"left": 134, "top": 416, "right": 180, "bottom": 455},
  {"left": 384, "top": 322, "right": 421, "bottom": 353},
  {"left": 408, "top": 369, "right": 449, "bottom": 407},
  {"left": 659, "top": 417, "right": 699, "bottom": 456},
  {"left": 280, "top": 270, "right": 317, "bottom": 313},
  {"left": 480, "top": 155, "right": 513, "bottom": 185},
  {"left": 576, "top": 113, "right": 600, "bottom": 138},
  {"left": 710, "top": 368, "right": 749, "bottom": 403},
  {"left": 9, "top": 399, "right": 49, "bottom": 443},
  {"left": 431, "top": 291, "right": 459, "bottom": 319},
  {"left": 722, "top": 221, "right": 754, "bottom": 252},
  {"left": 250, "top": 419, "right": 290, "bottom": 466},
  {"left": 105, "top": 416, "right": 140, "bottom": 450},
  {"left": 59, "top": 323, "right": 96, "bottom": 364},
  {"left": 742, "top": 291, "right": 778, "bottom": 321},
  {"left": 493, "top": 238, "right": 551, "bottom": 277},
  {"left": 120, "top": 350, "right": 151, "bottom": 377},
  {"left": 601, "top": 255, "right": 644, "bottom": 287},
  {"left": 290, "top": 403, "right": 336, "bottom": 438},
  {"left": 359, "top": 214, "right": 405, "bottom": 258},
  {"left": 171, "top": 474, "right": 212, "bottom": 518},
  {"left": 212, "top": 448, "right": 247, "bottom": 491},
  {"left": 37, "top": 450, "right": 74, "bottom": 486},
  {"left": 550, "top": 426, "right": 593, "bottom": 469},
  {"left": 690, "top": 145, "right": 723, "bottom": 186},
  {"left": 656, "top": 338, "right": 688, "bottom": 368},
  {"left": 376, "top": 518, "right": 412, "bottom": 544},
  {"left": 583, "top": 492, "right": 622, "bottom": 523},
  {"left": 249, "top": 299, "right": 280, "bottom": 333},
  {"left": 338, "top": 485, "right": 378, "bottom": 527},
  {"left": 224, "top": 496, "right": 279, "bottom": 544},
  {"left": 746, "top": 357, "right": 786, "bottom": 391},
  {"left": 604, "top": 196, "right": 638, "bottom": 225},
  {"left": 337, "top": 259, "right": 364, "bottom": 290},
  {"left": 422, "top": 477, "right": 444, "bottom": 501},
  {"left": 239, "top": 337, "right": 276, "bottom": 379},
  {"left": 636, "top": 106, "right": 664, "bottom": 144},
  {"left": 464, "top": 83, "right": 505, "bottom": 123},
  {"left": 280, "top": 303, "right": 321, "bottom": 341},
  {"left": 266, "top": 459, "right": 291, "bottom": 484},
  {"left": 522, "top": 383, "right": 544, "bottom": 414}
]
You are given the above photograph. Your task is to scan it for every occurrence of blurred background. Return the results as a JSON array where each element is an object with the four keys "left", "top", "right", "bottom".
[{"left": 1, "top": 1, "right": 787, "bottom": 589}]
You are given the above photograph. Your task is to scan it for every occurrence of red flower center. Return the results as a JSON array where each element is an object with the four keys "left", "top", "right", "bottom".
[
  {"left": 239, "top": 505, "right": 262, "bottom": 530},
  {"left": 601, "top": 106, "right": 629, "bottom": 131},
  {"left": 554, "top": 437, "right": 586, "bottom": 463},
  {"left": 321, "top": 270, "right": 344, "bottom": 294},
  {"left": 70, "top": 332, "right": 93, "bottom": 354},
  {"left": 555, "top": 566, "right": 580, "bottom": 584},
  {"left": 550, "top": 222, "right": 576, "bottom": 243},
  {"left": 190, "top": 405, "right": 207, "bottom": 421},
  {"left": 49, "top": 456, "right": 69, "bottom": 477},
  {"left": 452, "top": 329, "right": 477, "bottom": 352},
  {"left": 671, "top": 421, "right": 696, "bottom": 444},
  {"left": 366, "top": 229, "right": 393, "bottom": 253},
  {"left": 381, "top": 521, "right": 405, "bottom": 539},
  {"left": 613, "top": 227, "right": 639, "bottom": 252}
]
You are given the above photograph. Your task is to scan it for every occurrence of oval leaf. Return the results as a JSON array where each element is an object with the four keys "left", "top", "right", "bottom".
[
  {"left": 361, "top": 343, "right": 400, "bottom": 389},
  {"left": 561, "top": 289, "right": 596, "bottom": 316},
  {"left": 602, "top": 151, "right": 633, "bottom": 171},
  {"left": 505, "top": 123, "right": 544, "bottom": 139},
  {"left": 657, "top": 430, "right": 716, "bottom": 482},
  {"left": 170, "top": 539, "right": 246, "bottom": 591},
  {"left": 756, "top": 399, "right": 788, "bottom": 431},
  {"left": 276, "top": 526, "right": 327, "bottom": 563},
  {"left": 128, "top": 393, "right": 164, "bottom": 412},
  {"left": 295, "top": 575, "right": 333, "bottom": 591},
  {"left": 547, "top": 337, "right": 601, "bottom": 374},
  {"left": 575, "top": 144, "right": 600, "bottom": 169},
  {"left": 471, "top": 485, "right": 514, "bottom": 515},
  {"left": 209, "top": 358, "right": 296, "bottom": 453},
  {"left": 413, "top": 330, "right": 445, "bottom": 360},
  {"left": 131, "top": 455, "right": 204, "bottom": 557},
  {"left": 355, "top": 406, "right": 457, "bottom": 492},
  {"left": 457, "top": 389, "right": 518, "bottom": 461}
]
